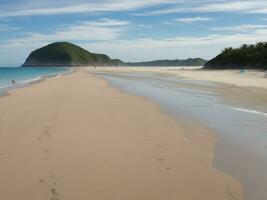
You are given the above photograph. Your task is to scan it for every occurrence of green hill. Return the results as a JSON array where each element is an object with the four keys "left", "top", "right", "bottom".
[
  {"left": 22, "top": 42, "right": 122, "bottom": 67},
  {"left": 127, "top": 58, "right": 206, "bottom": 66},
  {"left": 204, "top": 42, "right": 267, "bottom": 70},
  {"left": 22, "top": 42, "right": 207, "bottom": 67}
]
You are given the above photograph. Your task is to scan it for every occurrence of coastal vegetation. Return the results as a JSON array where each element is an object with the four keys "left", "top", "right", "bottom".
[{"left": 204, "top": 42, "right": 267, "bottom": 70}]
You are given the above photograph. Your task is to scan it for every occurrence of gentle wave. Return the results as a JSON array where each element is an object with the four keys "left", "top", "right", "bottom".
[
  {"left": 20, "top": 76, "right": 43, "bottom": 84},
  {"left": 0, "top": 77, "right": 44, "bottom": 95},
  {"left": 227, "top": 106, "right": 267, "bottom": 117},
  {"left": 0, "top": 68, "right": 73, "bottom": 95}
]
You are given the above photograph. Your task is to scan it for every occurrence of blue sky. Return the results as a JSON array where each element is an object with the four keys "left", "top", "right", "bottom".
[{"left": 1, "top": 0, "right": 267, "bottom": 66}]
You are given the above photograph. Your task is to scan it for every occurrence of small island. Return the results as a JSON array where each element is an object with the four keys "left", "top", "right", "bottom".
[
  {"left": 204, "top": 42, "right": 267, "bottom": 70},
  {"left": 22, "top": 42, "right": 124, "bottom": 67}
]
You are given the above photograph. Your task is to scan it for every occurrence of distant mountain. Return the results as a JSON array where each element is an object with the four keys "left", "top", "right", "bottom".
[
  {"left": 126, "top": 58, "right": 207, "bottom": 66},
  {"left": 22, "top": 42, "right": 207, "bottom": 67},
  {"left": 22, "top": 42, "right": 123, "bottom": 67},
  {"left": 204, "top": 42, "right": 267, "bottom": 70}
]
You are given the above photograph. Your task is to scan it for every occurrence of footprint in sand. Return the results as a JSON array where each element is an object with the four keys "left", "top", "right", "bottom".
[
  {"left": 44, "top": 149, "right": 50, "bottom": 153},
  {"left": 43, "top": 126, "right": 52, "bottom": 133},
  {"left": 39, "top": 179, "right": 45, "bottom": 183},
  {"left": 157, "top": 158, "right": 164, "bottom": 163},
  {"left": 50, "top": 188, "right": 57, "bottom": 195},
  {"left": 49, "top": 174, "right": 61, "bottom": 200},
  {"left": 43, "top": 149, "right": 51, "bottom": 160},
  {"left": 166, "top": 167, "right": 171, "bottom": 171},
  {"left": 50, "top": 188, "right": 60, "bottom": 200},
  {"left": 38, "top": 126, "right": 53, "bottom": 141},
  {"left": 38, "top": 175, "right": 60, "bottom": 199},
  {"left": 38, "top": 150, "right": 61, "bottom": 199},
  {"left": 227, "top": 186, "right": 237, "bottom": 200}
]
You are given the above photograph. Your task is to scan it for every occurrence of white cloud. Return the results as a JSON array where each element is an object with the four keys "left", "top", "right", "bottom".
[
  {"left": 0, "top": 18, "right": 129, "bottom": 49},
  {"left": 211, "top": 24, "right": 267, "bottom": 32},
  {"left": 135, "top": 0, "right": 267, "bottom": 16},
  {"left": 0, "top": 0, "right": 176, "bottom": 17},
  {"left": 82, "top": 30, "right": 267, "bottom": 61},
  {"left": 0, "top": 24, "right": 20, "bottom": 32},
  {"left": 192, "top": 1, "right": 267, "bottom": 13},
  {"left": 251, "top": 8, "right": 267, "bottom": 14},
  {"left": 174, "top": 17, "right": 213, "bottom": 24},
  {"left": 85, "top": 18, "right": 130, "bottom": 27},
  {"left": 2, "top": 0, "right": 267, "bottom": 18}
]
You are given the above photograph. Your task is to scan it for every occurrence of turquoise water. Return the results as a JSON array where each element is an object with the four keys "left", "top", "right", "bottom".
[{"left": 0, "top": 67, "right": 71, "bottom": 95}]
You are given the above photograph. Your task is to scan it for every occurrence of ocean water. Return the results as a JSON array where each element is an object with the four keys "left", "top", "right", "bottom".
[
  {"left": 0, "top": 67, "right": 71, "bottom": 95},
  {"left": 95, "top": 71, "right": 267, "bottom": 200}
]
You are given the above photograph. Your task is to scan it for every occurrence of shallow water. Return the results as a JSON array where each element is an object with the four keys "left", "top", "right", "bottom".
[
  {"left": 0, "top": 67, "right": 71, "bottom": 95},
  {"left": 96, "top": 71, "right": 267, "bottom": 200}
]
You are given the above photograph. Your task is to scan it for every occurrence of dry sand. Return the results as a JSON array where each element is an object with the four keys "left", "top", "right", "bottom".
[
  {"left": 0, "top": 69, "right": 243, "bottom": 200},
  {"left": 172, "top": 69, "right": 267, "bottom": 89},
  {"left": 96, "top": 67, "right": 267, "bottom": 89}
]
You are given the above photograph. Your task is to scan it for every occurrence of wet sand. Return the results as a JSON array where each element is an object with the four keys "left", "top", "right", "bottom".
[
  {"left": 94, "top": 67, "right": 267, "bottom": 112},
  {"left": 98, "top": 67, "right": 267, "bottom": 89},
  {"left": 91, "top": 67, "right": 267, "bottom": 200},
  {"left": 0, "top": 69, "right": 242, "bottom": 200}
]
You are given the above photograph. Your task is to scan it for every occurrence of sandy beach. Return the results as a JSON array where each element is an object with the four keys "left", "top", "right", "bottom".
[
  {"left": 171, "top": 69, "right": 267, "bottom": 89},
  {"left": 0, "top": 69, "right": 243, "bottom": 200}
]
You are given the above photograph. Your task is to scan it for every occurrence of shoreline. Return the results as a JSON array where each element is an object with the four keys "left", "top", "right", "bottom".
[
  {"left": 0, "top": 67, "right": 74, "bottom": 97},
  {"left": 92, "top": 67, "right": 267, "bottom": 114},
  {"left": 91, "top": 67, "right": 267, "bottom": 200},
  {"left": 0, "top": 69, "right": 243, "bottom": 200},
  {"left": 93, "top": 67, "right": 267, "bottom": 89}
]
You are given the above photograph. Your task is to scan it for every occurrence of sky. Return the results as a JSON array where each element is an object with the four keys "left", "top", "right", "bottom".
[{"left": 1, "top": 0, "right": 267, "bottom": 66}]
